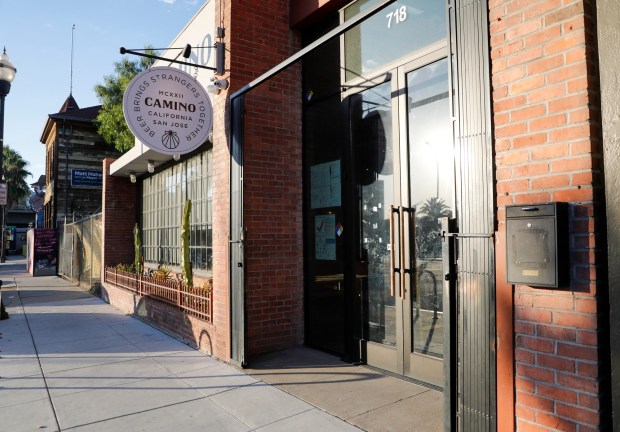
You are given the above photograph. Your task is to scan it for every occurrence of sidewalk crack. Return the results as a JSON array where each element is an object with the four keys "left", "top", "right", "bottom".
[{"left": 17, "top": 285, "right": 63, "bottom": 431}]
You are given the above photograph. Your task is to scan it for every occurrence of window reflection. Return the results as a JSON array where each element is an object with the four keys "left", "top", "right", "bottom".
[
  {"left": 353, "top": 80, "right": 396, "bottom": 347},
  {"left": 407, "top": 59, "right": 451, "bottom": 358},
  {"left": 344, "top": 0, "right": 446, "bottom": 81}
]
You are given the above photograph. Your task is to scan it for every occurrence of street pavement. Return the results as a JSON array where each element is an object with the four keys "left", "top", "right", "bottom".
[{"left": 0, "top": 255, "right": 361, "bottom": 432}]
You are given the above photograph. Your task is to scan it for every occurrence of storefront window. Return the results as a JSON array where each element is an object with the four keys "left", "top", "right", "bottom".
[
  {"left": 141, "top": 150, "right": 212, "bottom": 272},
  {"left": 343, "top": 0, "right": 446, "bottom": 81}
]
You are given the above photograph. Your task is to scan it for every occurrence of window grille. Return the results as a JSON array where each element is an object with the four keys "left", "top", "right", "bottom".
[{"left": 141, "top": 150, "right": 212, "bottom": 272}]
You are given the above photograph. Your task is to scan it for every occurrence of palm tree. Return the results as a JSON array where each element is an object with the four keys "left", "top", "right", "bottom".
[
  {"left": 416, "top": 197, "right": 451, "bottom": 259},
  {"left": 418, "top": 197, "right": 451, "bottom": 221},
  {"left": 3, "top": 146, "right": 32, "bottom": 207},
  {"left": 1, "top": 146, "right": 32, "bottom": 262},
  {"left": 0, "top": 146, "right": 31, "bottom": 314}
]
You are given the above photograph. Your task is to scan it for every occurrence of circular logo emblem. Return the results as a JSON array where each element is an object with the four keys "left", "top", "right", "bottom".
[{"left": 123, "top": 66, "right": 213, "bottom": 155}]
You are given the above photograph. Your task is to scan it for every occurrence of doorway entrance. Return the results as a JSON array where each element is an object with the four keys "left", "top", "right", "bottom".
[
  {"left": 298, "top": 4, "right": 497, "bottom": 427},
  {"left": 231, "top": 0, "right": 497, "bottom": 428},
  {"left": 347, "top": 50, "right": 450, "bottom": 387}
]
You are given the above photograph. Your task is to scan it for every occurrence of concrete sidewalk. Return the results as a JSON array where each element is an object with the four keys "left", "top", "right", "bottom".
[{"left": 0, "top": 256, "right": 360, "bottom": 432}]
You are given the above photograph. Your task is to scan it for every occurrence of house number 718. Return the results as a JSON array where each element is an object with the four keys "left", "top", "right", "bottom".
[{"left": 386, "top": 6, "right": 407, "bottom": 28}]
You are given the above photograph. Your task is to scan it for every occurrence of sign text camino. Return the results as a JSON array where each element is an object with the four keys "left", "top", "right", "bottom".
[{"left": 123, "top": 66, "right": 213, "bottom": 155}]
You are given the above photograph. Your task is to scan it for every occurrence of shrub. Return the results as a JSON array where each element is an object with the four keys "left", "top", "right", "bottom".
[
  {"left": 152, "top": 265, "right": 172, "bottom": 281},
  {"left": 116, "top": 263, "right": 136, "bottom": 273},
  {"left": 200, "top": 278, "right": 213, "bottom": 294}
]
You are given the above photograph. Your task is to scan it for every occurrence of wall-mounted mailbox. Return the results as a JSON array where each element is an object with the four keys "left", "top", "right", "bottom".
[{"left": 506, "top": 202, "right": 568, "bottom": 288}]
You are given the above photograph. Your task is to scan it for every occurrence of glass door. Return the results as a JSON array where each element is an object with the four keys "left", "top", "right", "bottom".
[
  {"left": 349, "top": 73, "right": 402, "bottom": 373},
  {"left": 349, "top": 50, "right": 452, "bottom": 387},
  {"left": 401, "top": 57, "right": 452, "bottom": 387}
]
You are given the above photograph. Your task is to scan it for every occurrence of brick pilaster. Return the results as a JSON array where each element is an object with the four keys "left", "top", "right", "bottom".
[
  {"left": 101, "top": 158, "right": 137, "bottom": 270},
  {"left": 229, "top": 0, "right": 304, "bottom": 356},
  {"left": 490, "top": 0, "right": 605, "bottom": 430}
]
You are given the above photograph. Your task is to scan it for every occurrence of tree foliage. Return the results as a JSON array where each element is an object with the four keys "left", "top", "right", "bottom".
[
  {"left": 94, "top": 49, "right": 157, "bottom": 153},
  {"left": 418, "top": 197, "right": 451, "bottom": 221},
  {"left": 3, "top": 146, "right": 32, "bottom": 207}
]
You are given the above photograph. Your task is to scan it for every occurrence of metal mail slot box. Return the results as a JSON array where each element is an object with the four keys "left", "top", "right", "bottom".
[{"left": 506, "top": 202, "right": 568, "bottom": 288}]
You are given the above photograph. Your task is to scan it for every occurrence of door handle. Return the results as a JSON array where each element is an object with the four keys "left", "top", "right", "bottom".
[
  {"left": 389, "top": 205, "right": 396, "bottom": 297},
  {"left": 400, "top": 206, "right": 406, "bottom": 301},
  {"left": 407, "top": 207, "right": 416, "bottom": 301},
  {"left": 399, "top": 207, "right": 415, "bottom": 301},
  {"left": 391, "top": 205, "right": 413, "bottom": 300}
]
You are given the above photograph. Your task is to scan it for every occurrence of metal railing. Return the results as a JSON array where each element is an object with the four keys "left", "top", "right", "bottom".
[{"left": 104, "top": 267, "right": 212, "bottom": 322}]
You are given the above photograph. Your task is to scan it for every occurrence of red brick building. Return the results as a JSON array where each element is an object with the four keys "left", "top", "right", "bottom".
[{"left": 99, "top": 0, "right": 619, "bottom": 430}]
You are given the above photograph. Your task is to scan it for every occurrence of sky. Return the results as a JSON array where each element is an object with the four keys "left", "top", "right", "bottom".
[{"left": 0, "top": 0, "right": 206, "bottom": 184}]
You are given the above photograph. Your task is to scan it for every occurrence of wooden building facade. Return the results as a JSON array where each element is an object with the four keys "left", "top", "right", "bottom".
[{"left": 40, "top": 95, "right": 119, "bottom": 227}]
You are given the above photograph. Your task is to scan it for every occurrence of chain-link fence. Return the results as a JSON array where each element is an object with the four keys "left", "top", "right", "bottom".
[{"left": 58, "top": 213, "right": 102, "bottom": 291}]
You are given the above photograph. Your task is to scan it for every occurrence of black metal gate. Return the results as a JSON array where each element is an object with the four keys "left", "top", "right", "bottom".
[{"left": 446, "top": 0, "right": 497, "bottom": 430}]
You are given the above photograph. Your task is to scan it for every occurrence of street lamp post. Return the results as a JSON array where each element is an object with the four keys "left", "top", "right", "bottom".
[{"left": 0, "top": 48, "right": 17, "bottom": 264}]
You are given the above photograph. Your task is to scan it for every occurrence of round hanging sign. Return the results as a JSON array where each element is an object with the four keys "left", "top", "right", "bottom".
[{"left": 123, "top": 66, "right": 213, "bottom": 155}]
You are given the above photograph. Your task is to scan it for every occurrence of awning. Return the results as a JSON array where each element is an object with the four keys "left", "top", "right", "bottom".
[{"left": 109, "top": 141, "right": 175, "bottom": 177}]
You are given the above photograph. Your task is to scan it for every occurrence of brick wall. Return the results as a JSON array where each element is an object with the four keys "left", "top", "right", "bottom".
[
  {"left": 101, "top": 158, "right": 137, "bottom": 269},
  {"left": 100, "top": 282, "right": 220, "bottom": 356},
  {"left": 101, "top": 156, "right": 228, "bottom": 360},
  {"left": 98, "top": 1, "right": 304, "bottom": 362},
  {"left": 209, "top": 0, "right": 232, "bottom": 361},
  {"left": 229, "top": 0, "right": 305, "bottom": 356},
  {"left": 489, "top": 0, "right": 606, "bottom": 430}
]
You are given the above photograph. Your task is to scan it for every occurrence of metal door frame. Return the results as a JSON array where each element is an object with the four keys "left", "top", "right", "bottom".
[
  {"left": 341, "top": 46, "right": 451, "bottom": 382},
  {"left": 397, "top": 50, "right": 451, "bottom": 388},
  {"left": 342, "top": 70, "right": 404, "bottom": 374}
]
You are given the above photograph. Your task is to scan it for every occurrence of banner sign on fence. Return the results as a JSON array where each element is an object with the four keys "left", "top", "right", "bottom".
[
  {"left": 31, "top": 228, "right": 57, "bottom": 277},
  {"left": 71, "top": 169, "right": 103, "bottom": 187}
]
